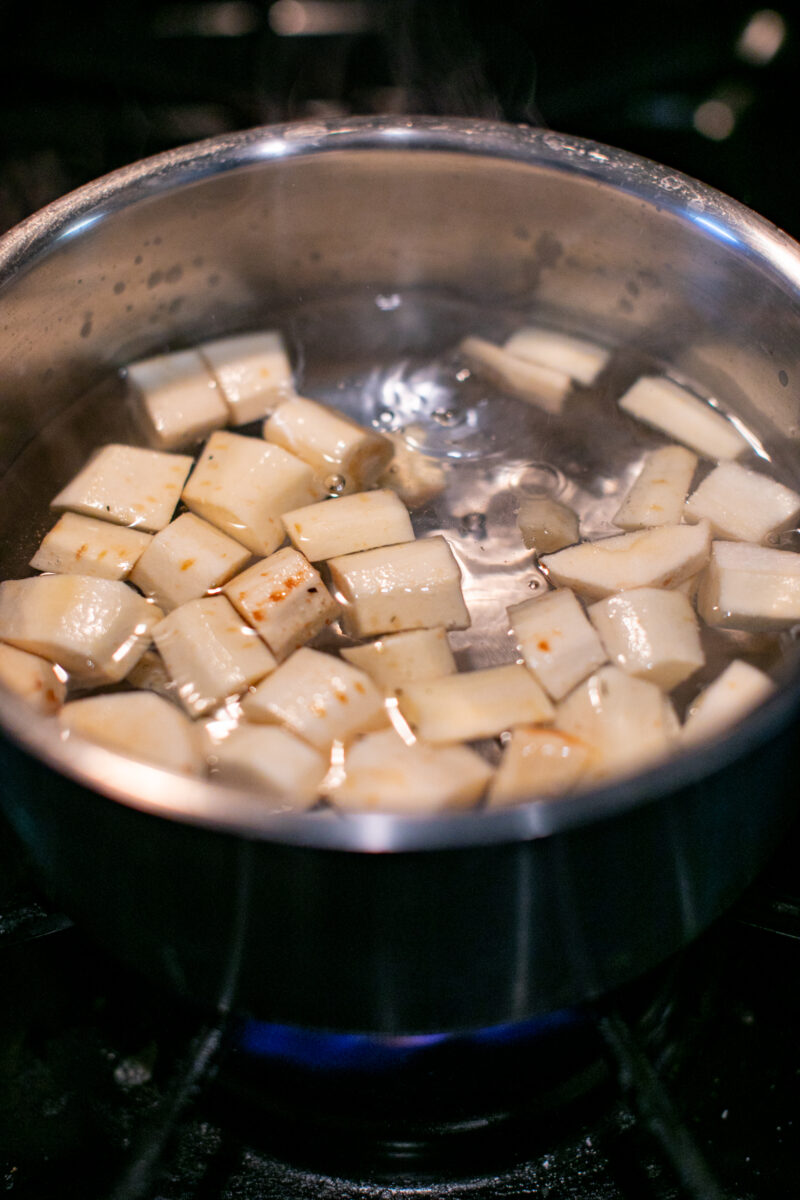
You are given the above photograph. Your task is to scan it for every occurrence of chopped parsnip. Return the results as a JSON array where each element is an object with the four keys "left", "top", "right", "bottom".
[
  {"left": 329, "top": 536, "right": 469, "bottom": 637},
  {"left": 613, "top": 445, "right": 698, "bottom": 530},
  {"left": 696, "top": 540, "right": 800, "bottom": 630},
  {"left": 223, "top": 547, "right": 339, "bottom": 661},
  {"left": 540, "top": 521, "right": 711, "bottom": 600},
  {"left": 0, "top": 575, "right": 161, "bottom": 683},
  {"left": 30, "top": 512, "right": 152, "bottom": 580},
  {"left": 127, "top": 648, "right": 174, "bottom": 699},
  {"left": 503, "top": 328, "right": 609, "bottom": 385},
  {"left": 126, "top": 348, "right": 228, "bottom": 449},
  {"left": 685, "top": 461, "right": 800, "bottom": 543},
  {"left": 242, "top": 647, "right": 387, "bottom": 750},
  {"left": 199, "top": 331, "right": 295, "bottom": 425},
  {"left": 487, "top": 727, "right": 590, "bottom": 806},
  {"left": 398, "top": 663, "right": 554, "bottom": 744},
  {"left": 459, "top": 335, "right": 571, "bottom": 413},
  {"left": 508, "top": 588, "right": 607, "bottom": 700},
  {"left": 153, "top": 595, "right": 277, "bottom": 716},
  {"left": 264, "top": 396, "right": 393, "bottom": 494},
  {"left": 682, "top": 660, "right": 775, "bottom": 745},
  {"left": 59, "top": 692, "right": 203, "bottom": 775},
  {"left": 377, "top": 430, "right": 446, "bottom": 508},
  {"left": 181, "top": 430, "right": 321, "bottom": 556},
  {"left": 618, "top": 376, "right": 747, "bottom": 460},
  {"left": 588, "top": 587, "right": 704, "bottom": 691},
  {"left": 208, "top": 723, "right": 327, "bottom": 805},
  {"left": 130, "top": 512, "right": 252, "bottom": 611},
  {"left": 281, "top": 489, "right": 414, "bottom": 562},
  {"left": 0, "top": 644, "right": 66, "bottom": 714},
  {"left": 331, "top": 729, "right": 492, "bottom": 813},
  {"left": 517, "top": 496, "right": 579, "bottom": 553},
  {"left": 341, "top": 627, "right": 456, "bottom": 692},
  {"left": 51, "top": 444, "right": 194, "bottom": 533}
]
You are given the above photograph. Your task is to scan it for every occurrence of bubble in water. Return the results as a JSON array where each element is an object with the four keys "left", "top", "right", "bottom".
[
  {"left": 517, "top": 462, "right": 563, "bottom": 496},
  {"left": 461, "top": 512, "right": 486, "bottom": 538},
  {"left": 432, "top": 408, "right": 458, "bottom": 426},
  {"left": 527, "top": 575, "right": 547, "bottom": 592},
  {"left": 375, "top": 408, "right": 396, "bottom": 428},
  {"left": 324, "top": 474, "right": 346, "bottom": 496},
  {"left": 375, "top": 292, "right": 402, "bottom": 311},
  {"left": 455, "top": 368, "right": 471, "bottom": 382}
]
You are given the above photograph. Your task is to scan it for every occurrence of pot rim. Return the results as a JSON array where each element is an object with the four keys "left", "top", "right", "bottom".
[{"left": 1, "top": 114, "right": 800, "bottom": 852}]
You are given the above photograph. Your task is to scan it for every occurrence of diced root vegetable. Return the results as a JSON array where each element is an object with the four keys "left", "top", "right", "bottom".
[
  {"left": 129, "top": 512, "right": 252, "bottom": 612},
  {"left": 51, "top": 444, "right": 194, "bottom": 533},
  {"left": 397, "top": 663, "right": 554, "bottom": 744},
  {"left": 199, "top": 331, "right": 295, "bottom": 424},
  {"left": 30, "top": 512, "right": 152, "bottom": 581},
  {"left": 264, "top": 396, "right": 393, "bottom": 494},
  {"left": 377, "top": 430, "right": 446, "bottom": 508},
  {"left": 0, "top": 644, "right": 66, "bottom": 714},
  {"left": 588, "top": 587, "right": 704, "bottom": 691},
  {"left": 223, "top": 547, "right": 339, "bottom": 661},
  {"left": 209, "top": 723, "right": 327, "bottom": 805},
  {"left": 281, "top": 489, "right": 414, "bottom": 562},
  {"left": 517, "top": 496, "right": 579, "bottom": 553},
  {"left": 488, "top": 727, "right": 590, "bottom": 806},
  {"left": 540, "top": 522, "right": 711, "bottom": 600},
  {"left": 613, "top": 445, "right": 698, "bottom": 530},
  {"left": 341, "top": 627, "right": 456, "bottom": 692},
  {"left": 59, "top": 692, "right": 204, "bottom": 775},
  {"left": 682, "top": 660, "right": 775, "bottom": 745},
  {"left": 696, "top": 540, "right": 800, "bottom": 630},
  {"left": 126, "top": 348, "right": 228, "bottom": 450},
  {"left": 508, "top": 588, "right": 607, "bottom": 700},
  {"left": 685, "top": 461, "right": 800, "bottom": 543},
  {"left": 330, "top": 728, "right": 492, "bottom": 813},
  {"left": 127, "top": 648, "right": 175, "bottom": 700},
  {"left": 459, "top": 335, "right": 570, "bottom": 413},
  {"left": 618, "top": 376, "right": 747, "bottom": 460},
  {"left": 503, "top": 328, "right": 610, "bottom": 386}
]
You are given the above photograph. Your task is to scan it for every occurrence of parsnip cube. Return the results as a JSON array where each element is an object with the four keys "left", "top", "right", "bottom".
[
  {"left": 199, "top": 331, "right": 295, "bottom": 425},
  {"left": 223, "top": 547, "right": 339, "bottom": 660},
  {"left": 242, "top": 647, "right": 386, "bottom": 750},
  {"left": 329, "top": 536, "right": 469, "bottom": 638},
  {"left": 153, "top": 595, "right": 277, "bottom": 715},
  {"left": 682, "top": 660, "right": 775, "bottom": 745},
  {"left": 508, "top": 589, "right": 607, "bottom": 700},
  {"left": 129, "top": 512, "right": 251, "bottom": 612},
  {"left": 264, "top": 396, "right": 393, "bottom": 494},
  {"left": 618, "top": 376, "right": 747, "bottom": 460},
  {"left": 126, "top": 348, "right": 228, "bottom": 449},
  {"left": 127, "top": 648, "right": 174, "bottom": 699},
  {"left": 281, "top": 489, "right": 414, "bottom": 562},
  {"left": 210, "top": 723, "right": 327, "bottom": 805},
  {"left": 696, "top": 540, "right": 800, "bottom": 630},
  {"left": 488, "top": 727, "right": 590, "bottom": 806},
  {"left": 613, "top": 445, "right": 698, "bottom": 530},
  {"left": 588, "top": 587, "right": 704, "bottom": 691},
  {"left": 377, "top": 430, "right": 446, "bottom": 508},
  {"left": 341, "top": 627, "right": 456, "bottom": 692},
  {"left": 398, "top": 663, "right": 554, "bottom": 744},
  {"left": 181, "top": 431, "right": 320, "bottom": 556},
  {"left": 59, "top": 692, "right": 203, "bottom": 775},
  {"left": 0, "top": 575, "right": 162, "bottom": 683},
  {"left": 540, "top": 521, "right": 711, "bottom": 600},
  {"left": 51, "top": 444, "right": 194, "bottom": 533},
  {"left": 30, "top": 513, "right": 152, "bottom": 581},
  {"left": 685, "top": 461, "right": 800, "bottom": 543},
  {"left": 459, "top": 335, "right": 571, "bottom": 414},
  {"left": 331, "top": 729, "right": 491, "bottom": 813},
  {"left": 517, "top": 497, "right": 580, "bottom": 554},
  {"left": 556, "top": 666, "right": 677, "bottom": 782},
  {"left": 0, "top": 644, "right": 66, "bottom": 714},
  {"left": 504, "top": 328, "right": 610, "bottom": 386}
]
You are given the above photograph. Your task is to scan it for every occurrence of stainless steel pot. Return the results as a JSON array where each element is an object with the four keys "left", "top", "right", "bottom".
[{"left": 1, "top": 117, "right": 799, "bottom": 1034}]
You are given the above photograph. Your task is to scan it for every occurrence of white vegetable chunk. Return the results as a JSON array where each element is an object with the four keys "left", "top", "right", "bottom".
[
  {"left": 281, "top": 489, "right": 414, "bottom": 562},
  {"left": 503, "top": 327, "right": 610, "bottom": 386},
  {"left": 696, "top": 540, "right": 800, "bottom": 630},
  {"left": 459, "top": 335, "right": 571, "bottom": 413},
  {"left": 508, "top": 589, "right": 607, "bottom": 700},
  {"left": 341, "top": 627, "right": 456, "bottom": 692},
  {"left": 613, "top": 445, "right": 698, "bottom": 530},
  {"left": 223, "top": 547, "right": 339, "bottom": 661},
  {"left": 51, "top": 444, "right": 194, "bottom": 533},
  {"left": 0, "top": 644, "right": 66, "bottom": 714},
  {"left": 153, "top": 595, "right": 277, "bottom": 716},
  {"left": 540, "top": 521, "right": 711, "bottom": 600},
  {"left": 685, "top": 461, "right": 800, "bottom": 543},
  {"left": 618, "top": 376, "right": 747, "bottom": 460},
  {"left": 0, "top": 575, "right": 162, "bottom": 683},
  {"left": 398, "top": 663, "right": 554, "bottom": 744},
  {"left": 126, "top": 348, "right": 228, "bottom": 449},
  {"left": 199, "top": 331, "right": 295, "bottom": 425},
  {"left": 129, "top": 512, "right": 252, "bottom": 611},
  {"left": 209, "top": 723, "right": 327, "bottom": 806},
  {"left": 588, "top": 587, "right": 704, "bottom": 691},
  {"left": 242, "top": 647, "right": 387, "bottom": 750},
  {"left": 30, "top": 513, "right": 152, "bottom": 580},
  {"left": 377, "top": 430, "right": 446, "bottom": 509},
  {"left": 329, "top": 536, "right": 470, "bottom": 637},
  {"left": 264, "top": 396, "right": 393, "bottom": 494},
  {"left": 487, "top": 727, "right": 590, "bottom": 806},
  {"left": 127, "top": 648, "right": 174, "bottom": 699},
  {"left": 59, "top": 692, "right": 203, "bottom": 775},
  {"left": 556, "top": 666, "right": 677, "bottom": 782},
  {"left": 331, "top": 729, "right": 491, "bottom": 813},
  {"left": 517, "top": 496, "right": 579, "bottom": 553},
  {"left": 682, "top": 659, "right": 775, "bottom": 745},
  {"left": 181, "top": 430, "right": 321, "bottom": 556}
]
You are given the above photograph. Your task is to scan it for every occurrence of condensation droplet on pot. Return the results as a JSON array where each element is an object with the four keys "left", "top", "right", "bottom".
[
  {"left": 375, "top": 293, "right": 401, "bottom": 311},
  {"left": 432, "top": 408, "right": 458, "bottom": 426},
  {"left": 325, "top": 474, "right": 346, "bottom": 496},
  {"left": 461, "top": 512, "right": 486, "bottom": 538}
]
